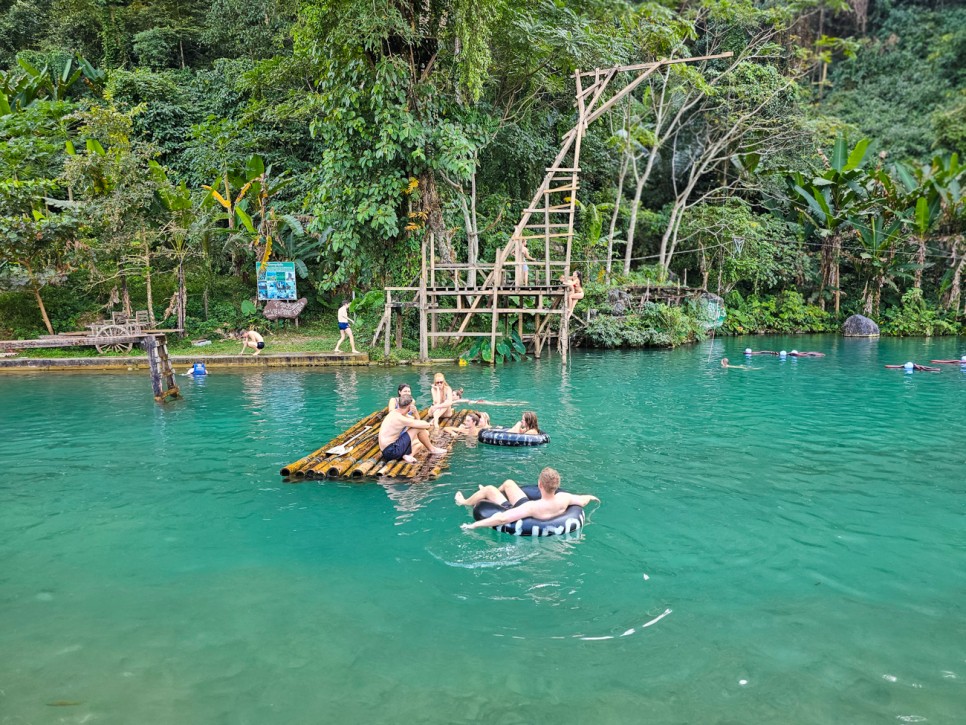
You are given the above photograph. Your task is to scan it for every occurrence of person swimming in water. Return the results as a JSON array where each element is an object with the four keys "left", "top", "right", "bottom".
[
  {"left": 721, "top": 358, "right": 759, "bottom": 370},
  {"left": 455, "top": 467, "right": 599, "bottom": 531},
  {"left": 508, "top": 411, "right": 541, "bottom": 435},
  {"left": 885, "top": 362, "right": 941, "bottom": 372},
  {"left": 443, "top": 412, "right": 491, "bottom": 437}
]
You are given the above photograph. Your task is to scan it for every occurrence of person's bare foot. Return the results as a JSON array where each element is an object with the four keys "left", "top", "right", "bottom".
[
  {"left": 402, "top": 454, "right": 417, "bottom": 464},
  {"left": 333, "top": 348, "right": 340, "bottom": 353},
  {"left": 430, "top": 446, "right": 446, "bottom": 455},
  {"left": 351, "top": 349, "right": 360, "bottom": 354},
  {"left": 454, "top": 491, "right": 467, "bottom": 505}
]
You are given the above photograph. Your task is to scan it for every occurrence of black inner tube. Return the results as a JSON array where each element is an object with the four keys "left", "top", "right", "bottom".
[{"left": 472, "top": 485, "right": 584, "bottom": 536}]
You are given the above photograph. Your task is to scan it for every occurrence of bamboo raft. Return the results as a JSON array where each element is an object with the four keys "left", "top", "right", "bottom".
[{"left": 280, "top": 407, "right": 477, "bottom": 482}]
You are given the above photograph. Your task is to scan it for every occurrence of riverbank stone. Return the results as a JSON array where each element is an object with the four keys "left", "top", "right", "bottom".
[{"left": 842, "top": 314, "right": 880, "bottom": 337}]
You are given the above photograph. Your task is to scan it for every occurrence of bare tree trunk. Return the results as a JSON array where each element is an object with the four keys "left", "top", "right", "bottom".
[
  {"left": 31, "top": 279, "right": 54, "bottom": 334},
  {"left": 606, "top": 153, "right": 629, "bottom": 278},
  {"left": 121, "top": 272, "right": 132, "bottom": 317},
  {"left": 469, "top": 166, "right": 479, "bottom": 284},
  {"left": 624, "top": 150, "right": 661, "bottom": 275},
  {"left": 941, "top": 239, "right": 965, "bottom": 313},
  {"left": 143, "top": 234, "right": 155, "bottom": 325},
  {"left": 177, "top": 259, "right": 187, "bottom": 335},
  {"left": 914, "top": 236, "right": 926, "bottom": 289}
]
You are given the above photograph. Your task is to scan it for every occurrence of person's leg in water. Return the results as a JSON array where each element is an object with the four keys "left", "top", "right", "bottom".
[{"left": 455, "top": 482, "right": 512, "bottom": 507}]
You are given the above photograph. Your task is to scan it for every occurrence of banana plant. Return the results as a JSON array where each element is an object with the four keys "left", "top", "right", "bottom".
[
  {"left": 203, "top": 155, "right": 294, "bottom": 273},
  {"left": 783, "top": 136, "right": 873, "bottom": 312},
  {"left": 849, "top": 212, "right": 911, "bottom": 316},
  {"left": 460, "top": 330, "right": 526, "bottom": 365}
]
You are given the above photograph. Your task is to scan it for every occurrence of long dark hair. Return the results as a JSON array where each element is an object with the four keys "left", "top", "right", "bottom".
[{"left": 522, "top": 411, "right": 539, "bottom": 432}]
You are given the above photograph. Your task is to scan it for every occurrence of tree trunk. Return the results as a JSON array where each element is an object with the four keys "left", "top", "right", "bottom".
[
  {"left": 121, "top": 272, "right": 132, "bottom": 317},
  {"left": 177, "top": 259, "right": 187, "bottom": 335},
  {"left": 914, "top": 236, "right": 925, "bottom": 289},
  {"left": 143, "top": 234, "right": 155, "bottom": 326},
  {"left": 32, "top": 281, "right": 54, "bottom": 335},
  {"left": 941, "top": 240, "right": 965, "bottom": 314},
  {"left": 623, "top": 174, "right": 647, "bottom": 275},
  {"left": 606, "top": 154, "right": 629, "bottom": 278}
]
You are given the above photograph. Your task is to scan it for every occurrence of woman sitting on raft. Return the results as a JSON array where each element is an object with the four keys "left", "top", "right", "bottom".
[
  {"left": 431, "top": 373, "right": 457, "bottom": 426},
  {"left": 455, "top": 467, "right": 598, "bottom": 531},
  {"left": 508, "top": 411, "right": 540, "bottom": 435}
]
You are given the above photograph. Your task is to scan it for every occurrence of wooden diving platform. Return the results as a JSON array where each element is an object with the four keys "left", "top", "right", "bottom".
[{"left": 280, "top": 407, "right": 478, "bottom": 482}]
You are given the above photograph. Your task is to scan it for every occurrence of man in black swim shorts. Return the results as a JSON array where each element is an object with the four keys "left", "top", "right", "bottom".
[
  {"left": 239, "top": 329, "right": 265, "bottom": 355},
  {"left": 377, "top": 394, "right": 446, "bottom": 464},
  {"left": 454, "top": 468, "right": 600, "bottom": 530}
]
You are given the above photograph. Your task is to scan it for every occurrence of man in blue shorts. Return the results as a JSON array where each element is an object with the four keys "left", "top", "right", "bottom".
[
  {"left": 378, "top": 394, "right": 445, "bottom": 464},
  {"left": 334, "top": 299, "right": 359, "bottom": 354}
]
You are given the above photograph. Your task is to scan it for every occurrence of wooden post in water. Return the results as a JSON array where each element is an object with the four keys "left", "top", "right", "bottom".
[{"left": 142, "top": 335, "right": 180, "bottom": 403}]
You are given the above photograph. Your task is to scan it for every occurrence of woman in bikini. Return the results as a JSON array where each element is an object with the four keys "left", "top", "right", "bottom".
[
  {"left": 563, "top": 271, "right": 584, "bottom": 315},
  {"left": 431, "top": 373, "right": 456, "bottom": 427}
]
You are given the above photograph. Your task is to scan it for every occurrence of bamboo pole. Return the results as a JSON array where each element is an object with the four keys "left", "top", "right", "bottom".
[{"left": 280, "top": 410, "right": 384, "bottom": 477}]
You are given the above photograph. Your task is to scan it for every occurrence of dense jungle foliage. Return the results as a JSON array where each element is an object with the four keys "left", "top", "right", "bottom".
[{"left": 1, "top": 0, "right": 964, "bottom": 349}]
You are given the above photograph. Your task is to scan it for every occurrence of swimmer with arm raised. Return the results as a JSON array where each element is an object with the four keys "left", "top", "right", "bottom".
[{"left": 456, "top": 468, "right": 599, "bottom": 531}]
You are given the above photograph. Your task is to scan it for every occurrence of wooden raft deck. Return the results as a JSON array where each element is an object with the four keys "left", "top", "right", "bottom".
[{"left": 280, "top": 407, "right": 476, "bottom": 482}]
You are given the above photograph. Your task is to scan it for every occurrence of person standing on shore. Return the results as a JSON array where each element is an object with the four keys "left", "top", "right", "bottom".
[{"left": 334, "top": 299, "right": 359, "bottom": 354}]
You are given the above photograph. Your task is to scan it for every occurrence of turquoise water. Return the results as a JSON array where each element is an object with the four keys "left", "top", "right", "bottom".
[{"left": 1, "top": 336, "right": 965, "bottom": 724}]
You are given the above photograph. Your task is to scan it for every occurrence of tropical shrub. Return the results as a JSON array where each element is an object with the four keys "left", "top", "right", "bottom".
[
  {"left": 581, "top": 302, "right": 704, "bottom": 348},
  {"left": 880, "top": 288, "right": 957, "bottom": 337},
  {"left": 723, "top": 291, "right": 832, "bottom": 334}
]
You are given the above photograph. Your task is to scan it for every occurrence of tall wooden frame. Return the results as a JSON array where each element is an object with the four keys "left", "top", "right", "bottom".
[{"left": 375, "top": 52, "right": 732, "bottom": 363}]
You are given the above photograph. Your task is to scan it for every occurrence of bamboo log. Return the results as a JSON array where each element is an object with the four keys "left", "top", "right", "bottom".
[
  {"left": 322, "top": 433, "right": 382, "bottom": 477},
  {"left": 280, "top": 410, "right": 385, "bottom": 476},
  {"left": 286, "top": 414, "right": 382, "bottom": 478}
]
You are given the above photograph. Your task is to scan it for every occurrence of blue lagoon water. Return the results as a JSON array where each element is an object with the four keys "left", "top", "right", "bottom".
[{"left": 1, "top": 336, "right": 964, "bottom": 723}]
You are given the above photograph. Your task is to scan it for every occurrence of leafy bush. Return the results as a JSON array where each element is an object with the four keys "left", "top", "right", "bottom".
[
  {"left": 460, "top": 330, "right": 526, "bottom": 364},
  {"left": 880, "top": 288, "right": 957, "bottom": 337},
  {"left": 581, "top": 302, "right": 704, "bottom": 348},
  {"left": 723, "top": 291, "right": 831, "bottom": 334}
]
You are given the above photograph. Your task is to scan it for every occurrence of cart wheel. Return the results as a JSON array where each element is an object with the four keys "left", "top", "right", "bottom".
[{"left": 94, "top": 325, "right": 134, "bottom": 354}]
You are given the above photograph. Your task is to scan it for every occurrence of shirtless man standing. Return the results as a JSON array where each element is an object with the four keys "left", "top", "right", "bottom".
[
  {"left": 378, "top": 394, "right": 446, "bottom": 464},
  {"left": 455, "top": 467, "right": 599, "bottom": 531}
]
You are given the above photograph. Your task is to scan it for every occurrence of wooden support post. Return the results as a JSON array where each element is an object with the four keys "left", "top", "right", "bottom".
[
  {"left": 560, "top": 290, "right": 570, "bottom": 364},
  {"left": 490, "top": 287, "right": 499, "bottom": 366},
  {"left": 395, "top": 308, "right": 403, "bottom": 350},
  {"left": 157, "top": 335, "right": 177, "bottom": 393},
  {"left": 142, "top": 335, "right": 180, "bottom": 403},
  {"left": 419, "top": 238, "right": 429, "bottom": 362},
  {"left": 143, "top": 335, "right": 163, "bottom": 399},
  {"left": 534, "top": 313, "right": 542, "bottom": 358}
]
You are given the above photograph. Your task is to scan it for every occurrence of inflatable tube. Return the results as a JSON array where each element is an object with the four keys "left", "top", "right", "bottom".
[
  {"left": 478, "top": 427, "right": 550, "bottom": 447},
  {"left": 472, "top": 485, "right": 584, "bottom": 537}
]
